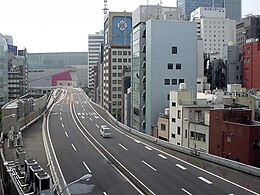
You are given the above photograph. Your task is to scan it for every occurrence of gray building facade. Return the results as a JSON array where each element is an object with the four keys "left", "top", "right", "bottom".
[
  {"left": 145, "top": 20, "right": 197, "bottom": 135},
  {"left": 131, "top": 5, "right": 182, "bottom": 134}
]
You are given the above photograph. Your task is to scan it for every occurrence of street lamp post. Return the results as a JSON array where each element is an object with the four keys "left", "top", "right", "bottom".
[
  {"left": 60, "top": 174, "right": 92, "bottom": 195},
  {"left": 1, "top": 113, "right": 17, "bottom": 135}
]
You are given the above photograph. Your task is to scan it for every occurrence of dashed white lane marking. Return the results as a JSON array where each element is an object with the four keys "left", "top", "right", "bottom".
[
  {"left": 61, "top": 123, "right": 64, "bottom": 128},
  {"left": 82, "top": 113, "right": 85, "bottom": 115},
  {"left": 60, "top": 112, "right": 62, "bottom": 115},
  {"left": 176, "top": 164, "right": 187, "bottom": 170},
  {"left": 142, "top": 160, "right": 156, "bottom": 171},
  {"left": 119, "top": 143, "right": 128, "bottom": 151},
  {"left": 182, "top": 188, "right": 192, "bottom": 195},
  {"left": 158, "top": 154, "right": 167, "bottom": 159},
  {"left": 103, "top": 192, "right": 107, "bottom": 195},
  {"left": 83, "top": 162, "right": 91, "bottom": 173},
  {"left": 94, "top": 116, "right": 100, "bottom": 119},
  {"left": 85, "top": 113, "right": 88, "bottom": 115},
  {"left": 60, "top": 117, "right": 62, "bottom": 121},
  {"left": 95, "top": 124, "right": 99, "bottom": 128},
  {"left": 145, "top": 146, "right": 152, "bottom": 151},
  {"left": 90, "top": 118, "right": 92, "bottom": 121},
  {"left": 82, "top": 116, "right": 85, "bottom": 119},
  {"left": 77, "top": 113, "right": 81, "bottom": 115},
  {"left": 198, "top": 177, "right": 212, "bottom": 185},
  {"left": 65, "top": 132, "right": 68, "bottom": 137},
  {"left": 71, "top": 144, "right": 77, "bottom": 151},
  {"left": 134, "top": 139, "right": 141, "bottom": 143}
]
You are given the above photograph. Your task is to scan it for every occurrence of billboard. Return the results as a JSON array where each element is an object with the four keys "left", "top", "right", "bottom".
[
  {"left": 111, "top": 16, "right": 132, "bottom": 45},
  {"left": 8, "top": 45, "right": 17, "bottom": 55}
]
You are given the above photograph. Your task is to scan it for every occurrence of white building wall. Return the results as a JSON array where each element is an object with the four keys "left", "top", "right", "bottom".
[{"left": 191, "top": 7, "right": 236, "bottom": 59}]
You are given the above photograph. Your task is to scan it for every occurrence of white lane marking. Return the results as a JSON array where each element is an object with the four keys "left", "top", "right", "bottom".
[
  {"left": 60, "top": 112, "right": 62, "bottom": 115},
  {"left": 95, "top": 124, "right": 100, "bottom": 128},
  {"left": 142, "top": 160, "right": 156, "bottom": 171},
  {"left": 71, "top": 144, "right": 77, "bottom": 151},
  {"left": 103, "top": 192, "right": 107, "bottom": 195},
  {"left": 77, "top": 113, "right": 81, "bottom": 115},
  {"left": 82, "top": 113, "right": 85, "bottom": 115},
  {"left": 65, "top": 132, "right": 68, "bottom": 137},
  {"left": 82, "top": 116, "right": 85, "bottom": 119},
  {"left": 176, "top": 164, "right": 187, "bottom": 170},
  {"left": 83, "top": 162, "right": 91, "bottom": 173},
  {"left": 158, "top": 154, "right": 167, "bottom": 159},
  {"left": 182, "top": 188, "right": 192, "bottom": 195},
  {"left": 85, "top": 113, "right": 88, "bottom": 115},
  {"left": 60, "top": 117, "right": 62, "bottom": 121},
  {"left": 90, "top": 118, "right": 92, "bottom": 121},
  {"left": 198, "top": 177, "right": 212, "bottom": 185},
  {"left": 83, "top": 108, "right": 85, "bottom": 111},
  {"left": 61, "top": 123, "right": 64, "bottom": 128},
  {"left": 94, "top": 116, "right": 100, "bottom": 119},
  {"left": 134, "top": 139, "right": 141, "bottom": 143},
  {"left": 145, "top": 146, "right": 152, "bottom": 151},
  {"left": 119, "top": 143, "right": 128, "bottom": 151}
]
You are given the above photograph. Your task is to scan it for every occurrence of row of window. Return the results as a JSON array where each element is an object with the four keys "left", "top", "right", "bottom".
[
  {"left": 112, "top": 58, "right": 131, "bottom": 63},
  {"left": 112, "top": 101, "right": 122, "bottom": 106},
  {"left": 112, "top": 65, "right": 129, "bottom": 70},
  {"left": 112, "top": 72, "right": 122, "bottom": 77},
  {"left": 112, "top": 87, "right": 122, "bottom": 91},
  {"left": 112, "top": 80, "right": 122, "bottom": 84},
  {"left": 112, "top": 51, "right": 131, "bottom": 56},
  {"left": 164, "top": 79, "right": 184, "bottom": 85},
  {"left": 167, "top": 63, "right": 181, "bottom": 70},
  {"left": 112, "top": 94, "right": 122, "bottom": 98}
]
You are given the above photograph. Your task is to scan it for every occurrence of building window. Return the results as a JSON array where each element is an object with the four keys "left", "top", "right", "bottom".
[
  {"left": 236, "top": 66, "right": 239, "bottom": 70},
  {"left": 168, "top": 63, "right": 173, "bottom": 69},
  {"left": 118, "top": 101, "right": 122, "bottom": 105},
  {"left": 112, "top": 73, "right": 117, "bottom": 77},
  {"left": 112, "top": 87, "right": 117, "bottom": 91},
  {"left": 123, "top": 58, "right": 128, "bottom": 63},
  {"left": 112, "top": 80, "right": 117, "bottom": 84},
  {"left": 112, "top": 51, "right": 117, "bottom": 55},
  {"left": 185, "top": 129, "right": 187, "bottom": 138},
  {"left": 118, "top": 87, "right": 121, "bottom": 91},
  {"left": 161, "top": 124, "right": 166, "bottom": 131},
  {"left": 112, "top": 58, "right": 117, "bottom": 62},
  {"left": 118, "top": 65, "right": 122, "bottom": 69},
  {"left": 172, "top": 79, "right": 177, "bottom": 85},
  {"left": 253, "top": 140, "right": 260, "bottom": 150},
  {"left": 164, "top": 79, "right": 170, "bottom": 85},
  {"left": 118, "top": 51, "right": 122, "bottom": 55},
  {"left": 112, "top": 101, "right": 117, "bottom": 105},
  {"left": 118, "top": 94, "right": 121, "bottom": 98},
  {"left": 128, "top": 59, "right": 131, "bottom": 63},
  {"left": 118, "top": 58, "right": 122, "bottom": 63},
  {"left": 128, "top": 51, "right": 131, "bottom": 55},
  {"left": 172, "top": 133, "right": 176, "bottom": 138},
  {"left": 179, "top": 79, "right": 184, "bottom": 84},
  {"left": 172, "top": 46, "right": 177, "bottom": 54},
  {"left": 113, "top": 65, "right": 117, "bottom": 70},
  {"left": 172, "top": 102, "right": 176, "bottom": 107},
  {"left": 177, "top": 126, "right": 180, "bottom": 135},
  {"left": 112, "top": 94, "right": 117, "bottom": 98},
  {"left": 123, "top": 51, "right": 127, "bottom": 55},
  {"left": 172, "top": 118, "right": 176, "bottom": 123},
  {"left": 118, "top": 80, "right": 121, "bottom": 84},
  {"left": 167, "top": 94, "right": 170, "bottom": 100},
  {"left": 176, "top": 63, "right": 181, "bottom": 70},
  {"left": 177, "top": 110, "right": 181, "bottom": 119}
]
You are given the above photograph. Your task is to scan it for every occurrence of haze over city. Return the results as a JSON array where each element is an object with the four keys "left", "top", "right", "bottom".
[{"left": 1, "top": 0, "right": 259, "bottom": 52}]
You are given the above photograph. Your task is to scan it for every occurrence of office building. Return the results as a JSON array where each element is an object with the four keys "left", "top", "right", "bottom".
[
  {"left": 236, "top": 15, "right": 260, "bottom": 53},
  {"left": 8, "top": 47, "right": 28, "bottom": 101},
  {"left": 191, "top": 7, "right": 236, "bottom": 59},
  {"left": 242, "top": 39, "right": 260, "bottom": 90},
  {"left": 103, "top": 12, "right": 132, "bottom": 119},
  {"left": 88, "top": 31, "right": 104, "bottom": 100},
  {"left": 0, "top": 34, "right": 9, "bottom": 106},
  {"left": 177, "top": 0, "right": 241, "bottom": 21}
]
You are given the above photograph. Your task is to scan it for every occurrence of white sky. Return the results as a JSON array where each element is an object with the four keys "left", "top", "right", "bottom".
[{"left": 1, "top": 0, "right": 259, "bottom": 53}]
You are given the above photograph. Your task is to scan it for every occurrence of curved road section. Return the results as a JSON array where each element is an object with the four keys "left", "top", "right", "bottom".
[{"left": 47, "top": 88, "right": 260, "bottom": 195}]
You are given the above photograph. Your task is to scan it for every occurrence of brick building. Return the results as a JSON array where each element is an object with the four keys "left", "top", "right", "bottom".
[
  {"left": 209, "top": 108, "right": 260, "bottom": 167},
  {"left": 242, "top": 39, "right": 260, "bottom": 89}
]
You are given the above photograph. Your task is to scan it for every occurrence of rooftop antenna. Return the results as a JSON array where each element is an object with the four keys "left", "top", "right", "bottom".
[{"left": 103, "top": 0, "right": 109, "bottom": 21}]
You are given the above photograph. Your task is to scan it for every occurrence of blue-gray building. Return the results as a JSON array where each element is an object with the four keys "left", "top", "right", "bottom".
[{"left": 177, "top": 0, "right": 241, "bottom": 21}]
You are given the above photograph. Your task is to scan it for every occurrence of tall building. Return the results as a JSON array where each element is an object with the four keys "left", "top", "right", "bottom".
[
  {"left": 8, "top": 47, "right": 28, "bottom": 101},
  {"left": 88, "top": 31, "right": 104, "bottom": 100},
  {"left": 177, "top": 0, "right": 241, "bottom": 21},
  {"left": 131, "top": 5, "right": 184, "bottom": 134},
  {"left": 0, "top": 34, "right": 9, "bottom": 106},
  {"left": 103, "top": 12, "right": 132, "bottom": 119},
  {"left": 131, "top": 5, "right": 197, "bottom": 135},
  {"left": 236, "top": 15, "right": 260, "bottom": 53},
  {"left": 191, "top": 7, "right": 236, "bottom": 59},
  {"left": 242, "top": 39, "right": 260, "bottom": 89}
]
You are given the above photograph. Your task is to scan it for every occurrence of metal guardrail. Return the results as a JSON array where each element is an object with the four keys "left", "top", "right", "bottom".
[{"left": 83, "top": 90, "right": 260, "bottom": 178}]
